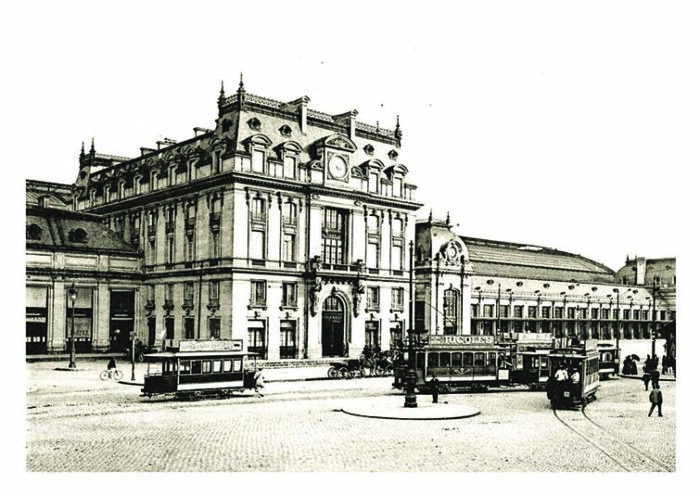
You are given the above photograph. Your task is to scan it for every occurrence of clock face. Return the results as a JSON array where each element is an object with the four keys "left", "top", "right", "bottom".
[{"left": 328, "top": 155, "right": 348, "bottom": 179}]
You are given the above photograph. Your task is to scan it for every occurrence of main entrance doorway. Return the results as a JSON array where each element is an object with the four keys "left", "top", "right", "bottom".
[{"left": 322, "top": 295, "right": 346, "bottom": 357}]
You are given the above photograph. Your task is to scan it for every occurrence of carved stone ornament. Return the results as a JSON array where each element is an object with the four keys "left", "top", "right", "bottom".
[
  {"left": 442, "top": 240, "right": 463, "bottom": 265},
  {"left": 309, "top": 276, "right": 323, "bottom": 317}
]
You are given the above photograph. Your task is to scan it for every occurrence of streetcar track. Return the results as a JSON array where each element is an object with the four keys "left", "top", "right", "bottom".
[{"left": 552, "top": 405, "right": 672, "bottom": 472}]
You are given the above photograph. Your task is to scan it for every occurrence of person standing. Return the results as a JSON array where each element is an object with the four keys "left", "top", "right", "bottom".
[
  {"left": 429, "top": 374, "right": 440, "bottom": 404},
  {"left": 650, "top": 368, "right": 660, "bottom": 389},
  {"left": 253, "top": 367, "right": 265, "bottom": 397},
  {"left": 648, "top": 385, "right": 663, "bottom": 417},
  {"left": 642, "top": 367, "right": 651, "bottom": 391}
]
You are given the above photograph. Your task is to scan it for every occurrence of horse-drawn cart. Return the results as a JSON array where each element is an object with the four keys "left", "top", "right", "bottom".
[{"left": 327, "top": 359, "right": 366, "bottom": 379}]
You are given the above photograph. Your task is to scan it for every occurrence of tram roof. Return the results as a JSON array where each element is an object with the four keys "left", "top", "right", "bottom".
[{"left": 144, "top": 351, "right": 257, "bottom": 360}]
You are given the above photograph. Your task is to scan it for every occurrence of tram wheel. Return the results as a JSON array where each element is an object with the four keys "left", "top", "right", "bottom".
[
  {"left": 327, "top": 367, "right": 339, "bottom": 378},
  {"left": 338, "top": 367, "right": 348, "bottom": 378}
]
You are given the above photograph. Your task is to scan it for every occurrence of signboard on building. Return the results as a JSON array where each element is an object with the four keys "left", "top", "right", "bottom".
[
  {"left": 428, "top": 335, "right": 495, "bottom": 346},
  {"left": 518, "top": 333, "right": 553, "bottom": 344},
  {"left": 179, "top": 339, "right": 243, "bottom": 352}
]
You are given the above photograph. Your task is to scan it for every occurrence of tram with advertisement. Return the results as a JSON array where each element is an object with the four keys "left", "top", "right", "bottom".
[
  {"left": 140, "top": 339, "right": 258, "bottom": 400},
  {"left": 546, "top": 339, "right": 600, "bottom": 408},
  {"left": 393, "top": 334, "right": 511, "bottom": 393}
]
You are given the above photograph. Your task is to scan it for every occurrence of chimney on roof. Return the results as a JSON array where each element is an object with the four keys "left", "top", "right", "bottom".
[
  {"left": 156, "top": 138, "right": 177, "bottom": 150},
  {"left": 193, "top": 127, "right": 211, "bottom": 137},
  {"left": 141, "top": 147, "right": 156, "bottom": 156},
  {"left": 333, "top": 110, "right": 358, "bottom": 140},
  {"left": 288, "top": 96, "right": 310, "bottom": 135},
  {"left": 636, "top": 257, "right": 647, "bottom": 285}
]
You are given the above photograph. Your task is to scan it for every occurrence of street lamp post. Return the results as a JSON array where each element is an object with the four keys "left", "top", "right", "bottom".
[
  {"left": 404, "top": 241, "right": 417, "bottom": 408},
  {"left": 612, "top": 288, "right": 620, "bottom": 351},
  {"left": 651, "top": 277, "right": 658, "bottom": 358},
  {"left": 67, "top": 283, "right": 78, "bottom": 369},
  {"left": 131, "top": 332, "right": 136, "bottom": 381},
  {"left": 486, "top": 279, "right": 502, "bottom": 339}
]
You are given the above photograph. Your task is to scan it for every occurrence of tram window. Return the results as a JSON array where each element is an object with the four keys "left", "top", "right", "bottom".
[
  {"left": 233, "top": 359, "right": 242, "bottom": 372},
  {"left": 212, "top": 360, "right": 222, "bottom": 373},
  {"left": 427, "top": 353, "right": 439, "bottom": 368},
  {"left": 474, "top": 352, "right": 485, "bottom": 367},
  {"left": 202, "top": 361, "right": 211, "bottom": 373},
  {"left": 180, "top": 360, "right": 191, "bottom": 374},
  {"left": 541, "top": 357, "right": 549, "bottom": 369},
  {"left": 439, "top": 352, "right": 451, "bottom": 367},
  {"left": 451, "top": 353, "right": 463, "bottom": 367},
  {"left": 463, "top": 353, "right": 473, "bottom": 366},
  {"left": 487, "top": 352, "right": 496, "bottom": 365},
  {"left": 223, "top": 360, "right": 232, "bottom": 372},
  {"left": 191, "top": 360, "right": 202, "bottom": 374}
]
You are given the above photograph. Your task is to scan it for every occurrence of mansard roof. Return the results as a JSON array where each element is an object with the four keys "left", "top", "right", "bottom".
[
  {"left": 26, "top": 205, "right": 138, "bottom": 255},
  {"left": 461, "top": 235, "right": 615, "bottom": 283}
]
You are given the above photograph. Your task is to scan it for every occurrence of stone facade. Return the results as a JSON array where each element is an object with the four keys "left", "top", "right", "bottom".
[{"left": 69, "top": 82, "right": 421, "bottom": 359}]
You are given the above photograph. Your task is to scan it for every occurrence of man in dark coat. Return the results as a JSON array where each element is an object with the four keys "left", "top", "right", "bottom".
[
  {"left": 429, "top": 374, "right": 440, "bottom": 404},
  {"left": 648, "top": 385, "right": 663, "bottom": 417}
]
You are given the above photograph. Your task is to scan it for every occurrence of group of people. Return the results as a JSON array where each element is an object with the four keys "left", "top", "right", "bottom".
[{"left": 546, "top": 364, "right": 582, "bottom": 406}]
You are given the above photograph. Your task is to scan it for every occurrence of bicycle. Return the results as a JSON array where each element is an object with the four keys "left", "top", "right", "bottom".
[{"left": 100, "top": 368, "right": 124, "bottom": 381}]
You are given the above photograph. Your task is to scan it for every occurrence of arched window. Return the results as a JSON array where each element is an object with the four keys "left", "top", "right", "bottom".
[
  {"left": 26, "top": 223, "right": 42, "bottom": 240},
  {"left": 443, "top": 288, "right": 460, "bottom": 335}
]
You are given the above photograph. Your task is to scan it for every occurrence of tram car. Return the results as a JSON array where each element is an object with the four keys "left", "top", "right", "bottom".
[
  {"left": 393, "top": 335, "right": 511, "bottom": 393},
  {"left": 597, "top": 343, "right": 620, "bottom": 379},
  {"left": 141, "top": 339, "right": 257, "bottom": 400},
  {"left": 546, "top": 340, "right": 599, "bottom": 408},
  {"left": 509, "top": 333, "right": 554, "bottom": 390}
]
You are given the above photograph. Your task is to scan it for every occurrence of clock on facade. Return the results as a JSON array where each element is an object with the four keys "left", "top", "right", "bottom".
[{"left": 328, "top": 155, "right": 348, "bottom": 179}]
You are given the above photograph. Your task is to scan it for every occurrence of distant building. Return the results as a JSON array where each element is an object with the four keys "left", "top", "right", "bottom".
[
  {"left": 26, "top": 183, "right": 141, "bottom": 354},
  {"left": 414, "top": 216, "right": 674, "bottom": 355}
]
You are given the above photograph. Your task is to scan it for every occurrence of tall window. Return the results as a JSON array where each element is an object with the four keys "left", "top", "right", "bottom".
[
  {"left": 528, "top": 306, "right": 538, "bottom": 319},
  {"left": 250, "top": 281, "right": 267, "bottom": 307},
  {"left": 252, "top": 150, "right": 265, "bottom": 173},
  {"left": 367, "top": 242, "right": 379, "bottom": 269},
  {"left": 282, "top": 202, "right": 297, "bottom": 225},
  {"left": 366, "top": 286, "right": 380, "bottom": 311},
  {"left": 444, "top": 288, "right": 460, "bottom": 335},
  {"left": 280, "top": 321, "right": 297, "bottom": 359},
  {"left": 247, "top": 320, "right": 266, "bottom": 359},
  {"left": 166, "top": 236, "right": 175, "bottom": 265},
  {"left": 282, "top": 233, "right": 296, "bottom": 262},
  {"left": 209, "top": 317, "right": 221, "bottom": 339},
  {"left": 250, "top": 196, "right": 267, "bottom": 260},
  {"left": 323, "top": 208, "right": 348, "bottom": 265},
  {"left": 391, "top": 288, "right": 404, "bottom": 311},
  {"left": 209, "top": 281, "right": 219, "bottom": 306},
  {"left": 369, "top": 172, "right": 379, "bottom": 193},
  {"left": 282, "top": 282, "right": 297, "bottom": 308},
  {"left": 184, "top": 282, "right": 194, "bottom": 307},
  {"left": 391, "top": 217, "right": 404, "bottom": 271},
  {"left": 283, "top": 156, "right": 296, "bottom": 179}
]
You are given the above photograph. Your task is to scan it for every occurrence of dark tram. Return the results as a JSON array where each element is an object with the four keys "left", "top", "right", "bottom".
[
  {"left": 546, "top": 339, "right": 600, "bottom": 408},
  {"left": 597, "top": 343, "right": 620, "bottom": 379},
  {"left": 141, "top": 339, "right": 257, "bottom": 400},
  {"left": 393, "top": 334, "right": 511, "bottom": 393}
]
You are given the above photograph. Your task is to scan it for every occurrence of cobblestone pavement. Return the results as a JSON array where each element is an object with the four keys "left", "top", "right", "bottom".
[{"left": 25, "top": 362, "right": 675, "bottom": 473}]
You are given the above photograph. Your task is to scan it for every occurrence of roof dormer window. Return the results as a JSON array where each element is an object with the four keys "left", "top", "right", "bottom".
[
  {"left": 26, "top": 223, "right": 42, "bottom": 240},
  {"left": 247, "top": 117, "right": 261, "bottom": 130},
  {"left": 279, "top": 124, "right": 292, "bottom": 137},
  {"left": 69, "top": 227, "right": 88, "bottom": 243}
]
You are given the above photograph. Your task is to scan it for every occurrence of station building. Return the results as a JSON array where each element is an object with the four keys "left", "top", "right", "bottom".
[
  {"left": 26, "top": 180, "right": 141, "bottom": 354},
  {"left": 413, "top": 215, "right": 675, "bottom": 359},
  {"left": 60, "top": 81, "right": 421, "bottom": 360},
  {"left": 24, "top": 83, "right": 676, "bottom": 362}
]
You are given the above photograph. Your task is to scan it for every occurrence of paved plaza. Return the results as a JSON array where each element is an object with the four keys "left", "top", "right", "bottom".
[{"left": 23, "top": 359, "right": 677, "bottom": 474}]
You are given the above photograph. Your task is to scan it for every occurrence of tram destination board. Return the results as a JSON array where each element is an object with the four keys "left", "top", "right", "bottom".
[
  {"left": 428, "top": 335, "right": 495, "bottom": 347},
  {"left": 178, "top": 339, "right": 243, "bottom": 352}
]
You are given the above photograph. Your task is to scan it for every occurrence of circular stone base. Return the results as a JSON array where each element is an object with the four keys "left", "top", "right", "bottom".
[{"left": 340, "top": 396, "right": 480, "bottom": 420}]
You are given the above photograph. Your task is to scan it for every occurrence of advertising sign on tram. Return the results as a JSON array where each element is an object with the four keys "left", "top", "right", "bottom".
[{"left": 428, "top": 334, "right": 495, "bottom": 346}]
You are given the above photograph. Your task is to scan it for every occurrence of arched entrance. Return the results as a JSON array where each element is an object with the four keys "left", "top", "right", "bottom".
[{"left": 322, "top": 295, "right": 346, "bottom": 357}]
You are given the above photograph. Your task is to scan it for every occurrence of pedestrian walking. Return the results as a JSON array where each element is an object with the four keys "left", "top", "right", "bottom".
[
  {"left": 648, "top": 385, "right": 663, "bottom": 417},
  {"left": 253, "top": 367, "right": 265, "bottom": 397},
  {"left": 642, "top": 367, "right": 651, "bottom": 391},
  {"left": 429, "top": 374, "right": 440, "bottom": 403},
  {"left": 650, "top": 368, "right": 660, "bottom": 389},
  {"left": 662, "top": 355, "right": 668, "bottom": 374}
]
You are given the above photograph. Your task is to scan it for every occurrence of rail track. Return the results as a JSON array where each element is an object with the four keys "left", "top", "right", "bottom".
[{"left": 552, "top": 404, "right": 673, "bottom": 472}]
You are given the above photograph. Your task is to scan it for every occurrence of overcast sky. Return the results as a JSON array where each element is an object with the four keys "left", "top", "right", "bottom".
[{"left": 7, "top": 0, "right": 697, "bottom": 272}]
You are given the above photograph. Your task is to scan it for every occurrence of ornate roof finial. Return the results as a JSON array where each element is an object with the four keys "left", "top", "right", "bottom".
[
  {"left": 376, "top": 120, "right": 380, "bottom": 132},
  {"left": 90, "top": 137, "right": 95, "bottom": 155},
  {"left": 238, "top": 72, "right": 245, "bottom": 93},
  {"left": 394, "top": 115, "right": 402, "bottom": 147},
  {"left": 428, "top": 209, "right": 433, "bottom": 223},
  {"left": 217, "top": 80, "right": 226, "bottom": 115},
  {"left": 446, "top": 211, "right": 451, "bottom": 226}
]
